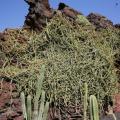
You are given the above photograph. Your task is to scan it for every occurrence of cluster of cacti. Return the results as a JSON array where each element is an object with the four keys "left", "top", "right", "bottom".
[
  {"left": 20, "top": 65, "right": 49, "bottom": 120},
  {"left": 83, "top": 83, "right": 99, "bottom": 120}
]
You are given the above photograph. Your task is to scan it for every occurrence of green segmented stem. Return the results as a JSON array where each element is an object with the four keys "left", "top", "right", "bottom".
[
  {"left": 90, "top": 95, "right": 99, "bottom": 120},
  {"left": 27, "top": 95, "right": 32, "bottom": 120},
  {"left": 43, "top": 102, "right": 49, "bottom": 120},
  {"left": 33, "top": 65, "right": 46, "bottom": 120},
  {"left": 20, "top": 92, "right": 27, "bottom": 120},
  {"left": 38, "top": 90, "right": 45, "bottom": 120},
  {"left": 84, "top": 83, "right": 88, "bottom": 120}
]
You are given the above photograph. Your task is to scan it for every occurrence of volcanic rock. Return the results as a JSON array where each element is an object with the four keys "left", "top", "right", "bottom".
[
  {"left": 58, "top": 3, "right": 83, "bottom": 19},
  {"left": 24, "top": 0, "right": 53, "bottom": 31},
  {"left": 113, "top": 94, "right": 120, "bottom": 112},
  {"left": 114, "top": 24, "right": 120, "bottom": 29},
  {"left": 87, "top": 13, "right": 113, "bottom": 30},
  {"left": 0, "top": 32, "right": 5, "bottom": 41},
  {"left": 0, "top": 80, "right": 23, "bottom": 120}
]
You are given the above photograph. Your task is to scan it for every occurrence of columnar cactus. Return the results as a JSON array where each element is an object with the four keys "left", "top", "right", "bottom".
[
  {"left": 20, "top": 65, "right": 49, "bottom": 120},
  {"left": 27, "top": 95, "right": 32, "bottom": 120},
  {"left": 90, "top": 95, "right": 99, "bottom": 120},
  {"left": 83, "top": 83, "right": 88, "bottom": 120},
  {"left": 20, "top": 92, "right": 27, "bottom": 120},
  {"left": 21, "top": 91, "right": 49, "bottom": 120},
  {"left": 33, "top": 65, "right": 46, "bottom": 120}
]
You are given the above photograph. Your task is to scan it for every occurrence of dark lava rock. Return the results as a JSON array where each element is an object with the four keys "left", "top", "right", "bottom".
[
  {"left": 24, "top": 0, "right": 53, "bottom": 31},
  {"left": 87, "top": 13, "right": 113, "bottom": 30},
  {"left": 58, "top": 3, "right": 83, "bottom": 19},
  {"left": 24, "top": 1, "right": 83, "bottom": 32},
  {"left": 114, "top": 24, "right": 120, "bottom": 29},
  {"left": 0, "top": 32, "right": 5, "bottom": 41}
]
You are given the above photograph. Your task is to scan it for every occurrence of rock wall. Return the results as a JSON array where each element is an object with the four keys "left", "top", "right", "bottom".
[
  {"left": 87, "top": 13, "right": 113, "bottom": 30},
  {"left": 24, "top": 0, "right": 53, "bottom": 31},
  {"left": 58, "top": 3, "right": 83, "bottom": 19},
  {"left": 115, "top": 24, "right": 120, "bottom": 29},
  {"left": 24, "top": 1, "right": 84, "bottom": 31}
]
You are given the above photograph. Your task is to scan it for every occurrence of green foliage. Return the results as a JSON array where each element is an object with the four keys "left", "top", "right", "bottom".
[
  {"left": 90, "top": 95, "right": 99, "bottom": 120},
  {"left": 76, "top": 15, "right": 91, "bottom": 25}
]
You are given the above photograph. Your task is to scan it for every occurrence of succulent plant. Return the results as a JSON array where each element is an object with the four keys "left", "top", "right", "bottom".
[
  {"left": 20, "top": 65, "right": 49, "bottom": 120},
  {"left": 83, "top": 83, "right": 88, "bottom": 120},
  {"left": 90, "top": 95, "right": 99, "bottom": 120}
]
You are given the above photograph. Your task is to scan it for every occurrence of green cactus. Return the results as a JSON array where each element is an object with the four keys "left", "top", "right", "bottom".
[
  {"left": 83, "top": 83, "right": 88, "bottom": 120},
  {"left": 90, "top": 95, "right": 99, "bottom": 120},
  {"left": 27, "top": 95, "right": 32, "bottom": 120},
  {"left": 33, "top": 65, "right": 46, "bottom": 120},
  {"left": 42, "top": 102, "right": 49, "bottom": 120},
  {"left": 21, "top": 90, "right": 49, "bottom": 120},
  {"left": 38, "top": 91, "right": 45, "bottom": 120},
  {"left": 20, "top": 92, "right": 27, "bottom": 120},
  {"left": 20, "top": 65, "right": 49, "bottom": 120}
]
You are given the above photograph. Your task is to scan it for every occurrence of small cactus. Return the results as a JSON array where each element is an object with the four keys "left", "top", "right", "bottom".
[
  {"left": 90, "top": 95, "right": 99, "bottom": 120},
  {"left": 20, "top": 92, "right": 27, "bottom": 120},
  {"left": 27, "top": 95, "right": 32, "bottom": 120},
  {"left": 83, "top": 83, "right": 88, "bottom": 120},
  {"left": 38, "top": 91, "right": 45, "bottom": 120},
  {"left": 42, "top": 102, "right": 49, "bottom": 120}
]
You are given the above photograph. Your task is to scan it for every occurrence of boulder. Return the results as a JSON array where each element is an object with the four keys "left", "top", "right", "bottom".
[
  {"left": 24, "top": 0, "right": 53, "bottom": 31},
  {"left": 0, "top": 32, "right": 5, "bottom": 41},
  {"left": 114, "top": 24, "right": 120, "bottom": 29},
  {"left": 58, "top": 3, "right": 83, "bottom": 19},
  {"left": 87, "top": 13, "right": 113, "bottom": 29}
]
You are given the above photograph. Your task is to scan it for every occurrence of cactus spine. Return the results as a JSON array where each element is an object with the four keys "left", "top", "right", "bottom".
[
  {"left": 83, "top": 83, "right": 88, "bottom": 120},
  {"left": 90, "top": 95, "right": 99, "bottom": 120}
]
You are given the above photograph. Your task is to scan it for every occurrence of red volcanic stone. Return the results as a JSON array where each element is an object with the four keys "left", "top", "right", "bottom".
[
  {"left": 0, "top": 114, "right": 7, "bottom": 120},
  {"left": 0, "top": 92, "right": 11, "bottom": 108},
  {"left": 114, "top": 94, "right": 120, "bottom": 112},
  {"left": 14, "top": 115, "right": 24, "bottom": 120},
  {"left": 58, "top": 3, "right": 83, "bottom": 19},
  {"left": 0, "top": 81, "right": 16, "bottom": 108},
  {"left": 24, "top": 0, "right": 53, "bottom": 31},
  {"left": 87, "top": 13, "right": 113, "bottom": 30},
  {"left": 12, "top": 99, "right": 22, "bottom": 113},
  {"left": 0, "top": 80, "right": 23, "bottom": 120}
]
